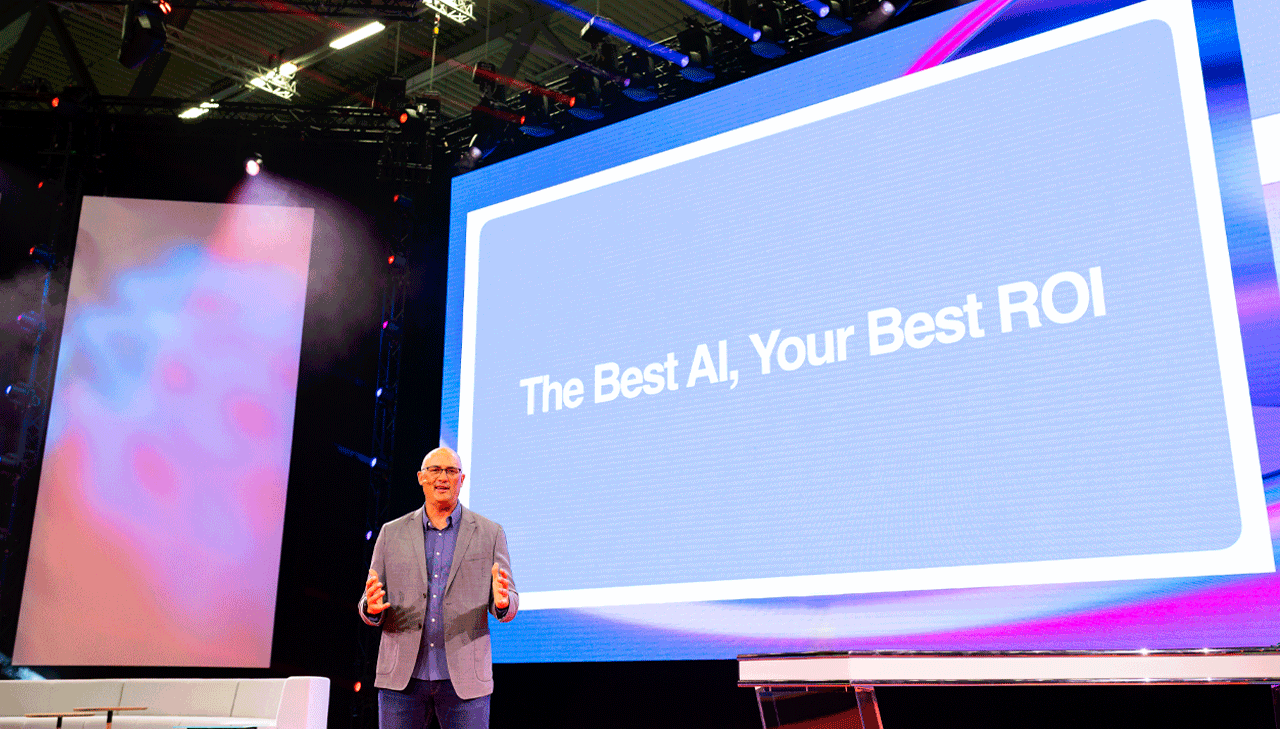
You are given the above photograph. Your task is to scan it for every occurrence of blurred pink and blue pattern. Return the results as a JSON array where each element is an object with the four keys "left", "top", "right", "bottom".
[{"left": 13, "top": 196, "right": 313, "bottom": 667}]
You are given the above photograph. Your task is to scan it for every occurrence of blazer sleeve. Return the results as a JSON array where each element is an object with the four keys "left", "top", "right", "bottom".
[
  {"left": 489, "top": 525, "right": 518, "bottom": 622},
  {"left": 358, "top": 522, "right": 389, "bottom": 627}
]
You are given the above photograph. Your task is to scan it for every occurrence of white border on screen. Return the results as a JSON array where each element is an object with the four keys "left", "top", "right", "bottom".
[{"left": 458, "top": 0, "right": 1274, "bottom": 609}]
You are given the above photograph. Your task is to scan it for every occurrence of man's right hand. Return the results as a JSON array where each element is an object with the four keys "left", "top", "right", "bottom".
[{"left": 365, "top": 569, "right": 389, "bottom": 615}]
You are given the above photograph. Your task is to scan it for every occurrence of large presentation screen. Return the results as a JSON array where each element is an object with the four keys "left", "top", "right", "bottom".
[
  {"left": 14, "top": 197, "right": 313, "bottom": 667},
  {"left": 445, "top": 0, "right": 1280, "bottom": 660}
]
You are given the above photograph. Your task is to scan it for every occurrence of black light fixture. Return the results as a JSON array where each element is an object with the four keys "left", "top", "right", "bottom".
[
  {"left": 395, "top": 97, "right": 436, "bottom": 136},
  {"left": 5, "top": 383, "right": 41, "bottom": 410},
  {"left": 728, "top": 1, "right": 787, "bottom": 58},
  {"left": 750, "top": 0, "right": 787, "bottom": 58},
  {"left": 621, "top": 50, "right": 659, "bottom": 102},
  {"left": 566, "top": 67, "right": 604, "bottom": 120},
  {"left": 50, "top": 86, "right": 93, "bottom": 116},
  {"left": 518, "top": 91, "right": 556, "bottom": 138},
  {"left": 855, "top": 0, "right": 909, "bottom": 33},
  {"left": 816, "top": 0, "right": 854, "bottom": 34},
  {"left": 677, "top": 18, "right": 715, "bottom": 82},
  {"left": 472, "top": 60, "right": 500, "bottom": 98},
  {"left": 467, "top": 98, "right": 516, "bottom": 160},
  {"left": 28, "top": 245, "right": 56, "bottom": 269},
  {"left": 15, "top": 311, "right": 43, "bottom": 334},
  {"left": 374, "top": 76, "right": 407, "bottom": 113},
  {"left": 119, "top": 0, "right": 168, "bottom": 69}
]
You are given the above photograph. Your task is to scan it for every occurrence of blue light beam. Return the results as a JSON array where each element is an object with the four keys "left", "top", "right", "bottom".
[
  {"left": 533, "top": 0, "right": 689, "bottom": 67},
  {"left": 677, "top": 0, "right": 762, "bottom": 41},
  {"left": 797, "top": 0, "right": 830, "bottom": 16}
]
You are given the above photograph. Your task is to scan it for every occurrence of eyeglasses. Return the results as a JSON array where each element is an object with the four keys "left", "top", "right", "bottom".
[{"left": 420, "top": 466, "right": 461, "bottom": 478}]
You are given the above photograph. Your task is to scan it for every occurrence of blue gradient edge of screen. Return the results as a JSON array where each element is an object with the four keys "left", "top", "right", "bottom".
[{"left": 441, "top": 0, "right": 1280, "bottom": 660}]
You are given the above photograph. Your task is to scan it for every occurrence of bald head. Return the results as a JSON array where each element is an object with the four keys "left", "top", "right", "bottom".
[
  {"left": 419, "top": 447, "right": 465, "bottom": 517},
  {"left": 420, "top": 446, "right": 461, "bottom": 471}
]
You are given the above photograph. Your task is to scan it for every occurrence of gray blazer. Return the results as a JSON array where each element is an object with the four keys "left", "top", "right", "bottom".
[{"left": 358, "top": 504, "right": 518, "bottom": 699}]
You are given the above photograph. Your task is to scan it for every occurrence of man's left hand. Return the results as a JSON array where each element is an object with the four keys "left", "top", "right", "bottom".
[{"left": 492, "top": 562, "right": 511, "bottom": 610}]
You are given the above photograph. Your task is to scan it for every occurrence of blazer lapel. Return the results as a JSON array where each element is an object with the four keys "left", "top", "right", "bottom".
[
  {"left": 446, "top": 506, "right": 478, "bottom": 593},
  {"left": 408, "top": 507, "right": 430, "bottom": 590}
]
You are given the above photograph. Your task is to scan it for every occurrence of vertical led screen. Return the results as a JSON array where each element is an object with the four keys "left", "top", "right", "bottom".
[
  {"left": 13, "top": 197, "right": 313, "bottom": 667},
  {"left": 444, "top": 0, "right": 1280, "bottom": 660}
]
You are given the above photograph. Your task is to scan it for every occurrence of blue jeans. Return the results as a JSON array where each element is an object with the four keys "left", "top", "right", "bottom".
[{"left": 379, "top": 679, "right": 490, "bottom": 729}]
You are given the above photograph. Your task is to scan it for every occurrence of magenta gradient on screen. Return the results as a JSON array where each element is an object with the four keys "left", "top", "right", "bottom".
[{"left": 13, "top": 197, "right": 314, "bottom": 667}]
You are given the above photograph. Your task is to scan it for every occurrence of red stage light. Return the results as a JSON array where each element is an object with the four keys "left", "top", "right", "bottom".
[
  {"left": 158, "top": 0, "right": 171, "bottom": 13},
  {"left": 353, "top": 682, "right": 361, "bottom": 692},
  {"left": 37, "top": 181, "right": 43, "bottom": 189},
  {"left": 387, "top": 255, "right": 396, "bottom": 265},
  {"left": 393, "top": 194, "right": 400, "bottom": 203},
  {"left": 398, "top": 112, "right": 409, "bottom": 124},
  {"left": 29, "top": 247, "right": 35, "bottom": 255},
  {"left": 50, "top": 97, "right": 59, "bottom": 108},
  {"left": 519, "top": 115, "right": 526, "bottom": 125},
  {"left": 568, "top": 96, "right": 576, "bottom": 108}
]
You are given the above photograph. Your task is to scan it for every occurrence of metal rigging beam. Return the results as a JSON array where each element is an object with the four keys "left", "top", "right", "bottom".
[
  {"left": 0, "top": 91, "right": 409, "bottom": 138},
  {"left": 0, "top": 2, "right": 46, "bottom": 88},
  {"left": 44, "top": 3, "right": 97, "bottom": 94},
  {"left": 0, "top": 0, "right": 41, "bottom": 34},
  {"left": 497, "top": 19, "right": 537, "bottom": 82},
  {"left": 53, "top": 0, "right": 423, "bottom": 18},
  {"left": 373, "top": 1, "right": 583, "bottom": 102}
]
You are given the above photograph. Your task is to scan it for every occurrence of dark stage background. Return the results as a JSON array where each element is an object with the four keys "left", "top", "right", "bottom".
[{"left": 0, "top": 109, "right": 1277, "bottom": 729}]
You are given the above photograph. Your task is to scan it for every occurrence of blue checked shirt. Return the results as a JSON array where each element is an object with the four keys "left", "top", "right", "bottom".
[{"left": 413, "top": 502, "right": 462, "bottom": 680}]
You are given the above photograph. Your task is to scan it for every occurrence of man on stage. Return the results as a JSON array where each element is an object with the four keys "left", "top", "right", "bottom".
[{"left": 359, "top": 446, "right": 517, "bottom": 729}]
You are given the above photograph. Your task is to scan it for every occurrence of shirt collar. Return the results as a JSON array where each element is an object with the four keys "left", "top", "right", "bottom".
[{"left": 424, "top": 502, "right": 463, "bottom": 532}]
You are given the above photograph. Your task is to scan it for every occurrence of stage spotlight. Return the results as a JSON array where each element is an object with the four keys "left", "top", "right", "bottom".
[
  {"left": 394, "top": 106, "right": 428, "bottom": 138},
  {"left": 677, "top": 0, "right": 761, "bottom": 41},
  {"left": 472, "top": 60, "right": 499, "bottom": 97},
  {"left": 119, "top": 0, "right": 168, "bottom": 69},
  {"left": 354, "top": 682, "right": 362, "bottom": 692},
  {"left": 856, "top": 0, "right": 909, "bottom": 32},
  {"left": 518, "top": 91, "right": 556, "bottom": 137},
  {"left": 245, "top": 154, "right": 263, "bottom": 176},
  {"left": 621, "top": 51, "right": 659, "bottom": 102},
  {"left": 28, "top": 246, "right": 55, "bottom": 268},
  {"left": 816, "top": 0, "right": 853, "bottom": 34},
  {"left": 179, "top": 101, "right": 219, "bottom": 120},
  {"left": 467, "top": 98, "right": 517, "bottom": 159},
  {"left": 365, "top": 531, "right": 373, "bottom": 541},
  {"left": 566, "top": 68, "right": 605, "bottom": 120},
  {"left": 16, "top": 311, "right": 43, "bottom": 334},
  {"left": 677, "top": 20, "right": 715, "bottom": 82},
  {"left": 330, "top": 21, "right": 385, "bottom": 50},
  {"left": 749, "top": 1, "right": 787, "bottom": 58},
  {"left": 374, "top": 76, "right": 407, "bottom": 113},
  {"left": 5, "top": 383, "right": 39, "bottom": 408},
  {"left": 536, "top": 2, "right": 689, "bottom": 67},
  {"left": 375, "top": 387, "right": 384, "bottom": 398},
  {"left": 797, "top": 0, "right": 830, "bottom": 16},
  {"left": 50, "top": 86, "right": 92, "bottom": 116}
]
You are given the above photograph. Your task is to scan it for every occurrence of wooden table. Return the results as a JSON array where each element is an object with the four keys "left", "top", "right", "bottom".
[
  {"left": 25, "top": 712, "right": 96, "bottom": 728},
  {"left": 73, "top": 706, "right": 148, "bottom": 729}
]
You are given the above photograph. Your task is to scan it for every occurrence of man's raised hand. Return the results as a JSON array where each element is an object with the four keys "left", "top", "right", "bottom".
[
  {"left": 491, "top": 563, "right": 511, "bottom": 610},
  {"left": 365, "top": 569, "right": 389, "bottom": 615}
]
